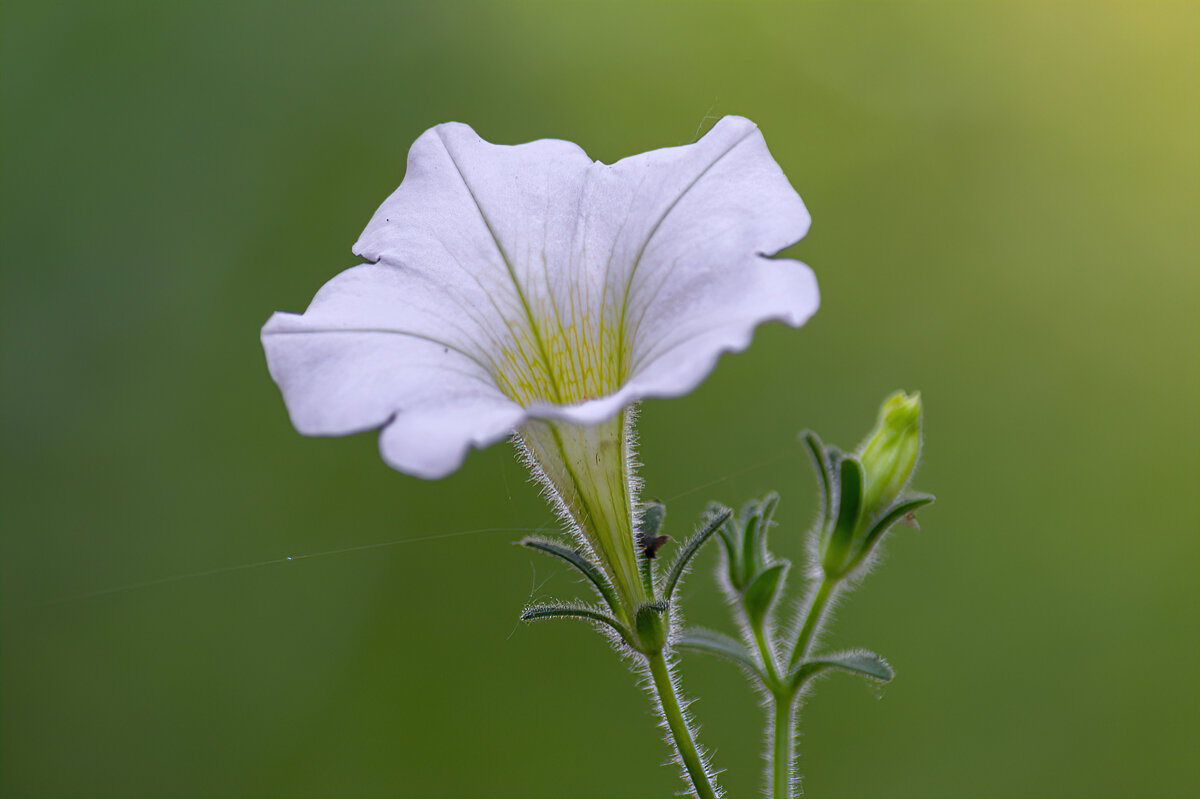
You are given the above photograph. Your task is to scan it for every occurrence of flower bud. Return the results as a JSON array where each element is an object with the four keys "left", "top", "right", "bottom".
[
  {"left": 857, "top": 391, "right": 922, "bottom": 516},
  {"left": 634, "top": 603, "right": 668, "bottom": 654}
]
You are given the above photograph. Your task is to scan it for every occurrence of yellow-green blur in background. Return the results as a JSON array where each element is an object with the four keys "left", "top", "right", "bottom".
[{"left": 2, "top": 2, "right": 1196, "bottom": 797}]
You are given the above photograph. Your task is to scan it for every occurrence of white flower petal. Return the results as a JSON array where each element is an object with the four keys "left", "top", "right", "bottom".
[
  {"left": 623, "top": 256, "right": 819, "bottom": 400},
  {"left": 526, "top": 257, "right": 816, "bottom": 429},
  {"left": 524, "top": 116, "right": 817, "bottom": 425},
  {"left": 378, "top": 399, "right": 526, "bottom": 480},
  {"left": 353, "top": 123, "right": 604, "bottom": 404},
  {"left": 262, "top": 262, "right": 526, "bottom": 477}
]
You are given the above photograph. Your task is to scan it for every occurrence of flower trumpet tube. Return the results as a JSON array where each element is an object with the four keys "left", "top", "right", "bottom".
[
  {"left": 517, "top": 414, "right": 646, "bottom": 616},
  {"left": 261, "top": 116, "right": 818, "bottom": 798}
]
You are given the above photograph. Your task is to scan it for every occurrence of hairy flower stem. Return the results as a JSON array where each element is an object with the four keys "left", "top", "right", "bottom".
[
  {"left": 771, "top": 696, "right": 795, "bottom": 799},
  {"left": 746, "top": 602, "right": 795, "bottom": 798},
  {"left": 789, "top": 576, "right": 837, "bottom": 669},
  {"left": 745, "top": 574, "right": 839, "bottom": 798},
  {"left": 646, "top": 650, "right": 719, "bottom": 799}
]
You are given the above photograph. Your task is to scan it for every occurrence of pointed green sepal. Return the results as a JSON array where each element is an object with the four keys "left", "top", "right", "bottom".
[
  {"left": 742, "top": 561, "right": 790, "bottom": 628},
  {"left": 739, "top": 497, "right": 763, "bottom": 583},
  {"left": 790, "top": 648, "right": 895, "bottom": 691},
  {"left": 740, "top": 492, "right": 779, "bottom": 584},
  {"left": 633, "top": 600, "right": 669, "bottom": 653},
  {"left": 662, "top": 506, "right": 733, "bottom": 603},
  {"left": 856, "top": 493, "right": 935, "bottom": 564},
  {"left": 520, "top": 602, "right": 634, "bottom": 647},
  {"left": 801, "top": 431, "right": 834, "bottom": 530},
  {"left": 677, "top": 627, "right": 764, "bottom": 680},
  {"left": 519, "top": 536, "right": 621, "bottom": 615},
  {"left": 709, "top": 501, "right": 744, "bottom": 589},
  {"left": 822, "top": 456, "right": 864, "bottom": 576}
]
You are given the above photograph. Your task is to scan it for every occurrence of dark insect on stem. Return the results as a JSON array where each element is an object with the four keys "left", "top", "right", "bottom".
[{"left": 638, "top": 533, "right": 671, "bottom": 559}]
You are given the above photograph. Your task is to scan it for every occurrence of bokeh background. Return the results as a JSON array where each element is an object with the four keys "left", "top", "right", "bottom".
[{"left": 3, "top": 2, "right": 1196, "bottom": 798}]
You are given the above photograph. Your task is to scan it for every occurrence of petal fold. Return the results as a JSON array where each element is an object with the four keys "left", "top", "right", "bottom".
[{"left": 261, "top": 262, "right": 526, "bottom": 478}]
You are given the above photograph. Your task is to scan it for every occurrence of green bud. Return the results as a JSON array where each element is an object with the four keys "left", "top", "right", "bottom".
[
  {"left": 857, "top": 391, "right": 922, "bottom": 516},
  {"left": 633, "top": 603, "right": 668, "bottom": 654}
]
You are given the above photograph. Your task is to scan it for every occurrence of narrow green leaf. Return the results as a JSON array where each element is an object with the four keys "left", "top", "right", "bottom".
[
  {"left": 662, "top": 507, "right": 733, "bottom": 603},
  {"left": 742, "top": 561, "right": 789, "bottom": 627},
  {"left": 790, "top": 649, "right": 895, "bottom": 691},
  {"left": 758, "top": 491, "right": 780, "bottom": 536},
  {"left": 520, "top": 536, "right": 620, "bottom": 614},
  {"left": 709, "top": 501, "right": 743, "bottom": 589},
  {"left": 753, "top": 492, "right": 780, "bottom": 572},
  {"left": 718, "top": 530, "right": 741, "bottom": 589},
  {"left": 677, "top": 627, "right": 763, "bottom": 678},
  {"left": 740, "top": 497, "right": 763, "bottom": 579},
  {"left": 823, "top": 456, "right": 864, "bottom": 574},
  {"left": 859, "top": 493, "right": 935, "bottom": 555},
  {"left": 836, "top": 457, "right": 864, "bottom": 535},
  {"left": 520, "top": 602, "right": 630, "bottom": 641},
  {"left": 801, "top": 431, "right": 832, "bottom": 529}
]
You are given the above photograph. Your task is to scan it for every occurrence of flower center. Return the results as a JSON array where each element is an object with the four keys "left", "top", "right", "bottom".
[{"left": 492, "top": 311, "right": 628, "bottom": 407}]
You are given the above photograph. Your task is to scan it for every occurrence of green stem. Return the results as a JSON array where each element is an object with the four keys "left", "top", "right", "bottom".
[
  {"left": 645, "top": 650, "right": 720, "bottom": 799},
  {"left": 750, "top": 618, "right": 782, "bottom": 689},
  {"left": 747, "top": 606, "right": 794, "bottom": 798},
  {"left": 771, "top": 695, "right": 795, "bottom": 799},
  {"left": 789, "top": 576, "right": 837, "bottom": 670}
]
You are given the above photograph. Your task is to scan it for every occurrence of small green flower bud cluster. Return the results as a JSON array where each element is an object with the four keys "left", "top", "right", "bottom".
[
  {"left": 712, "top": 493, "right": 780, "bottom": 590},
  {"left": 706, "top": 495, "right": 790, "bottom": 633},
  {"left": 675, "top": 390, "right": 935, "bottom": 798}
]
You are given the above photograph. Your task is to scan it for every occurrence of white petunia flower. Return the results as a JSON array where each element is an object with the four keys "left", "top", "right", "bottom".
[{"left": 262, "top": 116, "right": 818, "bottom": 614}]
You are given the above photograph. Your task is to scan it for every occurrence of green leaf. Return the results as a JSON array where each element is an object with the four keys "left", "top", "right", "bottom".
[
  {"left": 676, "top": 627, "right": 763, "bottom": 678},
  {"left": 520, "top": 602, "right": 631, "bottom": 642},
  {"left": 801, "top": 431, "right": 833, "bottom": 529},
  {"left": 742, "top": 561, "right": 789, "bottom": 627},
  {"left": 859, "top": 493, "right": 935, "bottom": 556},
  {"left": 758, "top": 491, "right": 780, "bottom": 536},
  {"left": 709, "top": 501, "right": 743, "bottom": 589},
  {"left": 739, "top": 497, "right": 763, "bottom": 580},
  {"left": 519, "top": 536, "right": 620, "bottom": 614},
  {"left": 662, "top": 507, "right": 733, "bottom": 603},
  {"left": 822, "top": 455, "right": 864, "bottom": 575},
  {"left": 790, "top": 649, "right": 894, "bottom": 691},
  {"left": 742, "top": 492, "right": 779, "bottom": 581}
]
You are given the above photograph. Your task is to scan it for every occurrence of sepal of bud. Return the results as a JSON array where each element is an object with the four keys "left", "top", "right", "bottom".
[
  {"left": 713, "top": 494, "right": 779, "bottom": 590},
  {"left": 821, "top": 455, "right": 864, "bottom": 577},
  {"left": 807, "top": 392, "right": 932, "bottom": 580},
  {"left": 742, "top": 560, "right": 789, "bottom": 628},
  {"left": 633, "top": 601, "right": 668, "bottom": 654}
]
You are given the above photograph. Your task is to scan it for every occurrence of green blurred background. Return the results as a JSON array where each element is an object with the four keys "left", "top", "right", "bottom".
[{"left": 3, "top": 2, "right": 1197, "bottom": 797}]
